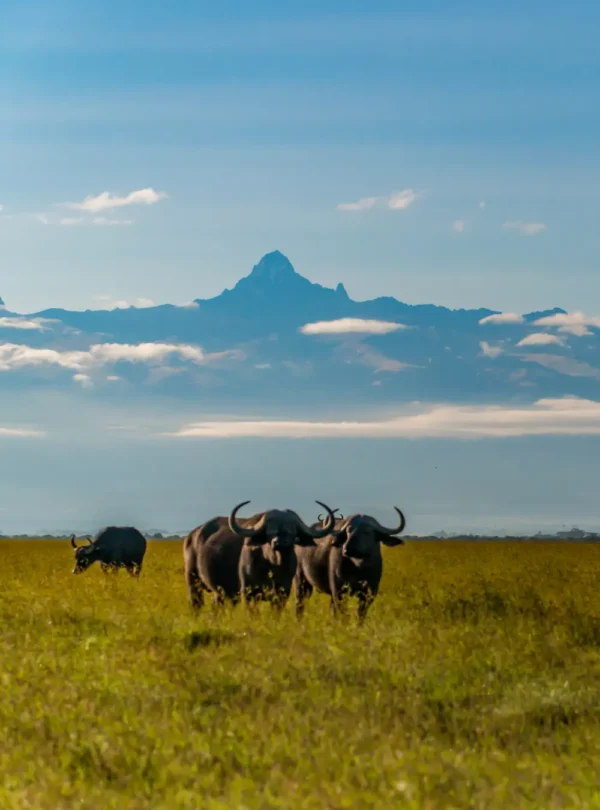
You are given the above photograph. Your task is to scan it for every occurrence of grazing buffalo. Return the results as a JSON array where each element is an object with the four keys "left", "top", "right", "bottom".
[
  {"left": 183, "top": 501, "right": 337, "bottom": 611},
  {"left": 71, "top": 526, "right": 147, "bottom": 576},
  {"left": 294, "top": 507, "right": 406, "bottom": 621}
]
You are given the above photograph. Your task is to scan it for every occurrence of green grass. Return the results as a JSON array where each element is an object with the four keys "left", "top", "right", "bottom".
[{"left": 1, "top": 540, "right": 600, "bottom": 809}]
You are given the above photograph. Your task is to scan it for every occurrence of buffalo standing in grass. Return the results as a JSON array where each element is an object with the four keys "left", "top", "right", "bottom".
[
  {"left": 71, "top": 526, "right": 147, "bottom": 576},
  {"left": 183, "top": 501, "right": 337, "bottom": 611},
  {"left": 294, "top": 507, "right": 406, "bottom": 621}
]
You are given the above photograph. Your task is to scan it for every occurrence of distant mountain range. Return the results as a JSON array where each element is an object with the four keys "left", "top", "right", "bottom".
[{"left": 2, "top": 250, "right": 597, "bottom": 407}]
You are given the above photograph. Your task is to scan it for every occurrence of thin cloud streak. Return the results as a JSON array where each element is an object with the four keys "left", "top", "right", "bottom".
[
  {"left": 66, "top": 187, "right": 168, "bottom": 213},
  {"left": 503, "top": 220, "right": 547, "bottom": 236},
  {"left": 337, "top": 188, "right": 418, "bottom": 212},
  {"left": 0, "top": 426, "right": 45, "bottom": 438},
  {"left": 165, "top": 397, "right": 600, "bottom": 440},
  {"left": 300, "top": 318, "right": 407, "bottom": 335},
  {"left": 337, "top": 197, "right": 377, "bottom": 212},
  {"left": 517, "top": 333, "right": 564, "bottom": 347},
  {"left": 479, "top": 312, "right": 524, "bottom": 325}
]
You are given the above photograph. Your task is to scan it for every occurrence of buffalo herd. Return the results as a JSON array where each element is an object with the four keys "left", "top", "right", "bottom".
[{"left": 69, "top": 501, "right": 406, "bottom": 620}]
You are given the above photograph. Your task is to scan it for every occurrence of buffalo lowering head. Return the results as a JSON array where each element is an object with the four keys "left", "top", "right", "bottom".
[
  {"left": 331, "top": 508, "right": 406, "bottom": 560},
  {"left": 70, "top": 535, "right": 95, "bottom": 574},
  {"left": 229, "top": 501, "right": 337, "bottom": 551}
]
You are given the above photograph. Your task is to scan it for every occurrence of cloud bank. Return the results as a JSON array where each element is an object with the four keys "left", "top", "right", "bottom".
[
  {"left": 534, "top": 311, "right": 600, "bottom": 337},
  {"left": 0, "top": 342, "right": 205, "bottom": 373},
  {"left": 165, "top": 397, "right": 600, "bottom": 440},
  {"left": 300, "top": 318, "right": 407, "bottom": 335},
  {"left": 0, "top": 317, "right": 57, "bottom": 331}
]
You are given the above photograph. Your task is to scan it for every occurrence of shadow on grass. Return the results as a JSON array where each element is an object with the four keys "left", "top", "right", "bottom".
[{"left": 184, "top": 630, "right": 237, "bottom": 651}]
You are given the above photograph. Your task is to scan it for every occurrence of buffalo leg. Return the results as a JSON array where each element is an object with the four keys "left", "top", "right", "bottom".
[
  {"left": 294, "top": 573, "right": 313, "bottom": 619},
  {"left": 330, "top": 584, "right": 350, "bottom": 620},
  {"left": 357, "top": 589, "right": 375, "bottom": 623},
  {"left": 184, "top": 564, "right": 204, "bottom": 612}
]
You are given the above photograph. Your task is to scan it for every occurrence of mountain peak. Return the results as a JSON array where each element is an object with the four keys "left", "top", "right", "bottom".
[{"left": 247, "top": 251, "right": 298, "bottom": 284}]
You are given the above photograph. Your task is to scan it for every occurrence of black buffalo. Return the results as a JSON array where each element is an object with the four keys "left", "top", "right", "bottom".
[
  {"left": 294, "top": 507, "right": 406, "bottom": 621},
  {"left": 70, "top": 526, "right": 147, "bottom": 576},
  {"left": 183, "top": 501, "right": 337, "bottom": 611}
]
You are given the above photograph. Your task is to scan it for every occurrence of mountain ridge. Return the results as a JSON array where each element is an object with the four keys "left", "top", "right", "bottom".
[{"left": 0, "top": 250, "right": 591, "bottom": 408}]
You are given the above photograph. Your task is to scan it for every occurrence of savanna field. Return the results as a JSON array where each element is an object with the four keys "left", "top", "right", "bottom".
[{"left": 2, "top": 540, "right": 600, "bottom": 809}]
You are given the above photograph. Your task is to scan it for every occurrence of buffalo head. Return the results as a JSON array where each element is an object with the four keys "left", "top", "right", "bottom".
[
  {"left": 70, "top": 535, "right": 95, "bottom": 574},
  {"left": 229, "top": 501, "right": 337, "bottom": 551},
  {"left": 331, "top": 507, "right": 406, "bottom": 560}
]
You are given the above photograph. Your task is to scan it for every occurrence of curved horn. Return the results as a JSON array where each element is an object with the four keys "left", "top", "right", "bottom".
[
  {"left": 229, "top": 501, "right": 265, "bottom": 538},
  {"left": 368, "top": 507, "right": 406, "bottom": 538},
  {"left": 70, "top": 534, "right": 78, "bottom": 549},
  {"left": 318, "top": 508, "right": 341, "bottom": 523},
  {"left": 85, "top": 535, "right": 93, "bottom": 545},
  {"left": 295, "top": 501, "right": 338, "bottom": 539}
]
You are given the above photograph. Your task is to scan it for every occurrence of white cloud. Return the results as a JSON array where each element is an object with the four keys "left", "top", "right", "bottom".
[
  {"left": 0, "top": 341, "right": 205, "bottom": 374},
  {"left": 0, "top": 317, "right": 57, "bottom": 331},
  {"left": 452, "top": 219, "right": 465, "bottom": 233},
  {"left": 92, "top": 217, "right": 134, "bottom": 227},
  {"left": 94, "top": 295, "right": 155, "bottom": 310},
  {"left": 387, "top": 189, "right": 418, "bottom": 210},
  {"left": 66, "top": 187, "right": 168, "bottom": 213},
  {"left": 73, "top": 373, "right": 93, "bottom": 388},
  {"left": 479, "top": 341, "right": 504, "bottom": 358},
  {"left": 300, "top": 318, "right": 407, "bottom": 336},
  {"left": 503, "top": 221, "right": 547, "bottom": 236},
  {"left": 336, "top": 189, "right": 418, "bottom": 213},
  {"left": 479, "top": 201, "right": 486, "bottom": 209},
  {"left": 479, "top": 312, "right": 524, "bottom": 326},
  {"left": 35, "top": 213, "right": 133, "bottom": 227},
  {"left": 165, "top": 397, "right": 600, "bottom": 440},
  {"left": 534, "top": 311, "right": 600, "bottom": 337},
  {"left": 337, "top": 197, "right": 377, "bottom": 212},
  {"left": 0, "top": 426, "right": 44, "bottom": 438},
  {"left": 517, "top": 333, "right": 564, "bottom": 347},
  {"left": 180, "top": 301, "right": 200, "bottom": 309},
  {"left": 58, "top": 217, "right": 84, "bottom": 226}
]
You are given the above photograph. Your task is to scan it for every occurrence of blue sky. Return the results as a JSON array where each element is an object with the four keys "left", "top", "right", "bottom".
[
  {"left": 1, "top": 0, "right": 599, "bottom": 314},
  {"left": 2, "top": 2, "right": 600, "bottom": 534}
]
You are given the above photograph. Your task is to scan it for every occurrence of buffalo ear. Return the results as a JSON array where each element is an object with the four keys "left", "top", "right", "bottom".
[
  {"left": 379, "top": 533, "right": 405, "bottom": 548},
  {"left": 294, "top": 532, "right": 317, "bottom": 547},
  {"left": 331, "top": 531, "right": 346, "bottom": 548},
  {"left": 243, "top": 533, "right": 267, "bottom": 547}
]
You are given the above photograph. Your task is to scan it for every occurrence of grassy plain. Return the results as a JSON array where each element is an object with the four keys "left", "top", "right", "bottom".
[{"left": 1, "top": 539, "right": 600, "bottom": 809}]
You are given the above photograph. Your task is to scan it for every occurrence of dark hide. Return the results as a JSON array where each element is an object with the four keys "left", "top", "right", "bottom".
[
  {"left": 71, "top": 526, "right": 147, "bottom": 576},
  {"left": 183, "top": 503, "right": 336, "bottom": 612},
  {"left": 294, "top": 509, "right": 406, "bottom": 621}
]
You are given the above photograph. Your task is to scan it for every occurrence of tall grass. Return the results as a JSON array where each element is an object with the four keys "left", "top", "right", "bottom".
[{"left": 1, "top": 540, "right": 599, "bottom": 809}]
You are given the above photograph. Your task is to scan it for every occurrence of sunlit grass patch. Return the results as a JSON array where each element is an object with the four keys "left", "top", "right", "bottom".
[{"left": 1, "top": 539, "right": 600, "bottom": 808}]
